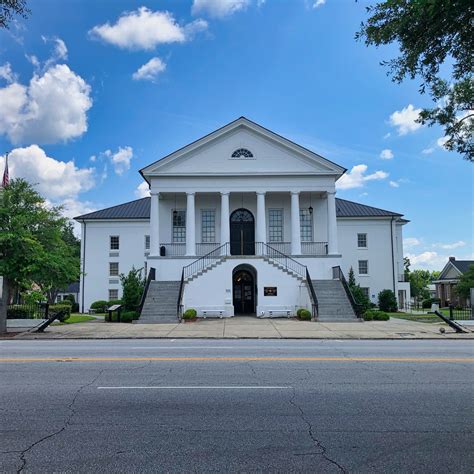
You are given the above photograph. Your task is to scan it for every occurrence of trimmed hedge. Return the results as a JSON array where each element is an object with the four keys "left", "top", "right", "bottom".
[
  {"left": 422, "top": 297, "right": 441, "bottom": 309},
  {"left": 363, "top": 310, "right": 390, "bottom": 321},
  {"left": 298, "top": 309, "right": 312, "bottom": 321},
  {"left": 183, "top": 308, "right": 197, "bottom": 320},
  {"left": 107, "top": 299, "right": 123, "bottom": 307},
  {"left": 118, "top": 311, "right": 137, "bottom": 323},
  {"left": 49, "top": 304, "right": 72, "bottom": 318},
  {"left": 90, "top": 300, "right": 108, "bottom": 313},
  {"left": 7, "top": 305, "right": 31, "bottom": 319}
]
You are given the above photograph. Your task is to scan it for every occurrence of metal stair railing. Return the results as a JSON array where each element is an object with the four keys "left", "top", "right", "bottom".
[
  {"left": 332, "top": 266, "right": 363, "bottom": 317},
  {"left": 138, "top": 267, "right": 156, "bottom": 315},
  {"left": 183, "top": 242, "right": 230, "bottom": 280},
  {"left": 305, "top": 268, "right": 319, "bottom": 320},
  {"left": 177, "top": 268, "right": 185, "bottom": 320},
  {"left": 256, "top": 242, "right": 307, "bottom": 278}
]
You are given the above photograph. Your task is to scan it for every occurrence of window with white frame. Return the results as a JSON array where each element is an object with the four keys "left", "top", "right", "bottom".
[
  {"left": 201, "top": 210, "right": 216, "bottom": 242},
  {"left": 299, "top": 209, "right": 313, "bottom": 242},
  {"left": 108, "top": 289, "right": 118, "bottom": 300},
  {"left": 268, "top": 209, "right": 283, "bottom": 242},
  {"left": 361, "top": 287, "right": 370, "bottom": 299},
  {"left": 145, "top": 235, "right": 150, "bottom": 250},
  {"left": 358, "top": 260, "right": 369, "bottom": 275},
  {"left": 109, "top": 262, "right": 119, "bottom": 276},
  {"left": 172, "top": 210, "right": 186, "bottom": 243},
  {"left": 110, "top": 235, "right": 119, "bottom": 250},
  {"left": 357, "top": 233, "right": 367, "bottom": 248}
]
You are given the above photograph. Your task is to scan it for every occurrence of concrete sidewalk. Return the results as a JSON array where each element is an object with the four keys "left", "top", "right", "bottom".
[{"left": 13, "top": 316, "right": 474, "bottom": 340}]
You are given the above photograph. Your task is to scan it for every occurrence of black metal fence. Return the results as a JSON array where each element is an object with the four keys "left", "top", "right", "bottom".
[
  {"left": 7, "top": 302, "right": 49, "bottom": 319},
  {"left": 399, "top": 303, "right": 473, "bottom": 320}
]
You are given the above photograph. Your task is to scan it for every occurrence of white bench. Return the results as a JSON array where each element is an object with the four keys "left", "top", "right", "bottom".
[
  {"left": 202, "top": 309, "right": 225, "bottom": 318},
  {"left": 268, "top": 310, "right": 292, "bottom": 318}
]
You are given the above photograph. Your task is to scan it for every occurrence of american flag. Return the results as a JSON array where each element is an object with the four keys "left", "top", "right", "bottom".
[{"left": 2, "top": 152, "right": 9, "bottom": 187}]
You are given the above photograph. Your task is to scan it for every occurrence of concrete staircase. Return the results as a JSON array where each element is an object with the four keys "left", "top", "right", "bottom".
[
  {"left": 262, "top": 255, "right": 304, "bottom": 280},
  {"left": 138, "top": 281, "right": 181, "bottom": 324},
  {"left": 312, "top": 279, "right": 359, "bottom": 321},
  {"left": 186, "top": 257, "right": 226, "bottom": 282}
]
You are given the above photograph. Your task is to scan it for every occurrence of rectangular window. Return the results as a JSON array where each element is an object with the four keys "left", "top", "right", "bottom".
[
  {"left": 201, "top": 210, "right": 216, "bottom": 243},
  {"left": 145, "top": 235, "right": 150, "bottom": 250},
  {"left": 299, "top": 209, "right": 313, "bottom": 242},
  {"left": 268, "top": 209, "right": 283, "bottom": 242},
  {"left": 109, "top": 262, "right": 119, "bottom": 276},
  {"left": 172, "top": 210, "right": 186, "bottom": 243},
  {"left": 357, "top": 233, "right": 367, "bottom": 248},
  {"left": 358, "top": 260, "right": 368, "bottom": 275},
  {"left": 361, "top": 287, "right": 370, "bottom": 299},
  {"left": 110, "top": 235, "right": 119, "bottom": 250},
  {"left": 108, "top": 289, "right": 118, "bottom": 300}
]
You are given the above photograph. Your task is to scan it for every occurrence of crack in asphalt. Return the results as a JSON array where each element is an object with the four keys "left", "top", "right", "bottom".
[
  {"left": 16, "top": 369, "right": 105, "bottom": 473},
  {"left": 289, "top": 388, "right": 347, "bottom": 473}
]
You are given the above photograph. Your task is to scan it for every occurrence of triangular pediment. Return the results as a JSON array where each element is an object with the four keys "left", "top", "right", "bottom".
[
  {"left": 140, "top": 117, "right": 346, "bottom": 178},
  {"left": 439, "top": 262, "right": 462, "bottom": 280}
]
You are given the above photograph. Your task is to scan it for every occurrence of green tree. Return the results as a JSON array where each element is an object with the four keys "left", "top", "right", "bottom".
[
  {"left": 455, "top": 264, "right": 474, "bottom": 299},
  {"left": 0, "top": 0, "right": 30, "bottom": 28},
  {"left": 403, "top": 257, "right": 411, "bottom": 280},
  {"left": 120, "top": 267, "right": 145, "bottom": 311},
  {"left": 348, "top": 266, "right": 356, "bottom": 288},
  {"left": 408, "top": 269, "right": 431, "bottom": 304},
  {"left": 378, "top": 289, "right": 398, "bottom": 312},
  {"left": 356, "top": 0, "right": 473, "bottom": 161}
]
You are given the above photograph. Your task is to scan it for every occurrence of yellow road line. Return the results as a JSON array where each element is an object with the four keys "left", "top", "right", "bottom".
[{"left": 0, "top": 357, "right": 473, "bottom": 363}]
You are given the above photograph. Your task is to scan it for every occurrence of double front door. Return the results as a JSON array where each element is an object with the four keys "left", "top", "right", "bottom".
[
  {"left": 230, "top": 208, "right": 255, "bottom": 255},
  {"left": 233, "top": 270, "right": 255, "bottom": 315}
]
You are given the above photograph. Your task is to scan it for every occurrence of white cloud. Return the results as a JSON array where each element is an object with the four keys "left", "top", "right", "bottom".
[
  {"left": 313, "top": 0, "right": 326, "bottom": 8},
  {"left": 422, "top": 147, "right": 434, "bottom": 154},
  {"left": 135, "top": 181, "right": 150, "bottom": 198},
  {"left": 132, "top": 57, "right": 166, "bottom": 82},
  {"left": 42, "top": 36, "right": 68, "bottom": 70},
  {"left": 383, "top": 132, "right": 391, "bottom": 139},
  {"left": 192, "top": 0, "right": 250, "bottom": 17},
  {"left": 380, "top": 148, "right": 394, "bottom": 160},
  {"left": 104, "top": 146, "right": 134, "bottom": 175},
  {"left": 0, "top": 145, "right": 94, "bottom": 200},
  {"left": 0, "top": 64, "right": 92, "bottom": 145},
  {"left": 90, "top": 7, "right": 206, "bottom": 49},
  {"left": 336, "top": 164, "right": 389, "bottom": 190},
  {"left": 0, "top": 62, "right": 16, "bottom": 83},
  {"left": 403, "top": 238, "right": 421, "bottom": 249},
  {"left": 405, "top": 251, "right": 447, "bottom": 271},
  {"left": 437, "top": 136, "right": 449, "bottom": 149},
  {"left": 434, "top": 241, "right": 466, "bottom": 250},
  {"left": 389, "top": 104, "right": 423, "bottom": 135},
  {"left": 389, "top": 180, "right": 399, "bottom": 188}
]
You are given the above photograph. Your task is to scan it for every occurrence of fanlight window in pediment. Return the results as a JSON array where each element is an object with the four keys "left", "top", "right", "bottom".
[{"left": 231, "top": 148, "right": 254, "bottom": 158}]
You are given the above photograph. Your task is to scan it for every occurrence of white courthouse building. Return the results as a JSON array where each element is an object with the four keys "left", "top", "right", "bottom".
[{"left": 76, "top": 117, "right": 410, "bottom": 322}]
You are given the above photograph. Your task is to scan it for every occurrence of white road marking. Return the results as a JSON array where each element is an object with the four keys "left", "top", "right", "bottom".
[{"left": 97, "top": 386, "right": 292, "bottom": 390}]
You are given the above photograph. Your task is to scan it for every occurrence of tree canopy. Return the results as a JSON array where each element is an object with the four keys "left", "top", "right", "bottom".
[
  {"left": 0, "top": 0, "right": 30, "bottom": 28},
  {"left": 455, "top": 264, "right": 474, "bottom": 299},
  {"left": 356, "top": 0, "right": 473, "bottom": 161},
  {"left": 0, "top": 179, "right": 80, "bottom": 304}
]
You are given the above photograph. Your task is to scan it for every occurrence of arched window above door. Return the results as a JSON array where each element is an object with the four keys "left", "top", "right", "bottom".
[{"left": 231, "top": 148, "right": 253, "bottom": 158}]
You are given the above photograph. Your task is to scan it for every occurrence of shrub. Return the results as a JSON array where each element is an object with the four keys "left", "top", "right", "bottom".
[
  {"left": 90, "top": 300, "right": 108, "bottom": 313},
  {"left": 120, "top": 311, "right": 136, "bottom": 323},
  {"left": 350, "top": 285, "right": 371, "bottom": 313},
  {"left": 422, "top": 298, "right": 441, "bottom": 309},
  {"left": 107, "top": 299, "right": 123, "bottom": 307},
  {"left": 298, "top": 309, "right": 311, "bottom": 321},
  {"left": 49, "top": 304, "right": 72, "bottom": 318},
  {"left": 296, "top": 308, "right": 305, "bottom": 318},
  {"left": 7, "top": 305, "right": 30, "bottom": 319},
  {"left": 363, "top": 310, "right": 390, "bottom": 321},
  {"left": 378, "top": 289, "right": 398, "bottom": 312},
  {"left": 22, "top": 290, "right": 46, "bottom": 305},
  {"left": 183, "top": 308, "right": 197, "bottom": 319},
  {"left": 120, "top": 267, "right": 145, "bottom": 311},
  {"left": 63, "top": 294, "right": 80, "bottom": 313}
]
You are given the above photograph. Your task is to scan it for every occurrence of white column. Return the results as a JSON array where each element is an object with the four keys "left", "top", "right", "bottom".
[
  {"left": 186, "top": 192, "right": 196, "bottom": 256},
  {"left": 256, "top": 192, "right": 266, "bottom": 254},
  {"left": 290, "top": 191, "right": 301, "bottom": 255},
  {"left": 327, "top": 191, "right": 338, "bottom": 254},
  {"left": 150, "top": 192, "right": 160, "bottom": 256},
  {"left": 220, "top": 192, "right": 230, "bottom": 252}
]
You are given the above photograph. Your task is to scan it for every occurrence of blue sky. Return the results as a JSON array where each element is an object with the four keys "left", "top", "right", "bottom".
[{"left": 0, "top": 0, "right": 472, "bottom": 270}]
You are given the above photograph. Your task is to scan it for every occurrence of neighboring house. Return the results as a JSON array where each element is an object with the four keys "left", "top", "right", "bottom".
[
  {"left": 75, "top": 117, "right": 410, "bottom": 321},
  {"left": 433, "top": 257, "right": 473, "bottom": 307},
  {"left": 55, "top": 282, "right": 80, "bottom": 304}
]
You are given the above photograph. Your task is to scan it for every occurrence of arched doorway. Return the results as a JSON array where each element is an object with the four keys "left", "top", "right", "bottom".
[
  {"left": 233, "top": 265, "right": 257, "bottom": 316},
  {"left": 230, "top": 208, "right": 255, "bottom": 255}
]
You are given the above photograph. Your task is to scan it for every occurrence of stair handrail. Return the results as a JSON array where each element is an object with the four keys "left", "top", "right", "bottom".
[
  {"left": 332, "top": 266, "right": 363, "bottom": 317},
  {"left": 305, "top": 268, "right": 319, "bottom": 320},
  {"left": 257, "top": 242, "right": 307, "bottom": 277},
  {"left": 177, "top": 268, "right": 185, "bottom": 320},
  {"left": 139, "top": 267, "right": 155, "bottom": 315},
  {"left": 183, "top": 242, "right": 230, "bottom": 280}
]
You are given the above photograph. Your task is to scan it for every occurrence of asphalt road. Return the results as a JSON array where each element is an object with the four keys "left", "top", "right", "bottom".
[{"left": 0, "top": 339, "right": 473, "bottom": 473}]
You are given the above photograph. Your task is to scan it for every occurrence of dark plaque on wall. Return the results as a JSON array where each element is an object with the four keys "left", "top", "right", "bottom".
[{"left": 264, "top": 287, "right": 277, "bottom": 296}]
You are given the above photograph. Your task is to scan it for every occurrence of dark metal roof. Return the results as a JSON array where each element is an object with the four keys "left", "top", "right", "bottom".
[
  {"left": 451, "top": 260, "right": 474, "bottom": 274},
  {"left": 336, "top": 198, "right": 402, "bottom": 217},
  {"left": 59, "top": 281, "right": 80, "bottom": 293},
  {"left": 75, "top": 196, "right": 403, "bottom": 221}
]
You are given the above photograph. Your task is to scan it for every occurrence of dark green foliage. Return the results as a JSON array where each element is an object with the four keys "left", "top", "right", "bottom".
[
  {"left": 298, "top": 309, "right": 311, "bottom": 321},
  {"left": 348, "top": 267, "right": 356, "bottom": 287},
  {"left": 363, "top": 310, "right": 390, "bottom": 321},
  {"left": 356, "top": 0, "right": 473, "bottom": 161},
  {"left": 49, "top": 304, "right": 72, "bottom": 318},
  {"left": 0, "top": 0, "right": 30, "bottom": 28},
  {"left": 107, "top": 299, "right": 123, "bottom": 307},
  {"left": 296, "top": 308, "right": 305, "bottom": 318},
  {"left": 7, "top": 305, "right": 30, "bottom": 319},
  {"left": 90, "top": 300, "right": 108, "bottom": 313},
  {"left": 183, "top": 308, "right": 197, "bottom": 319},
  {"left": 119, "top": 311, "right": 136, "bottom": 323},
  {"left": 120, "top": 267, "right": 145, "bottom": 311},
  {"left": 455, "top": 264, "right": 474, "bottom": 299},
  {"left": 422, "top": 297, "right": 441, "bottom": 309},
  {"left": 64, "top": 294, "right": 80, "bottom": 311},
  {"left": 378, "top": 289, "right": 398, "bottom": 312},
  {"left": 350, "top": 285, "right": 371, "bottom": 313}
]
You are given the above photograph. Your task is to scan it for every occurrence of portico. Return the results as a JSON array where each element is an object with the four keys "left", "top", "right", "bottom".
[{"left": 148, "top": 190, "right": 338, "bottom": 258}]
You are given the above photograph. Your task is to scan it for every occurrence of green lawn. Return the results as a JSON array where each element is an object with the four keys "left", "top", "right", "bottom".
[
  {"left": 389, "top": 312, "right": 444, "bottom": 323},
  {"left": 53, "top": 314, "right": 96, "bottom": 325}
]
